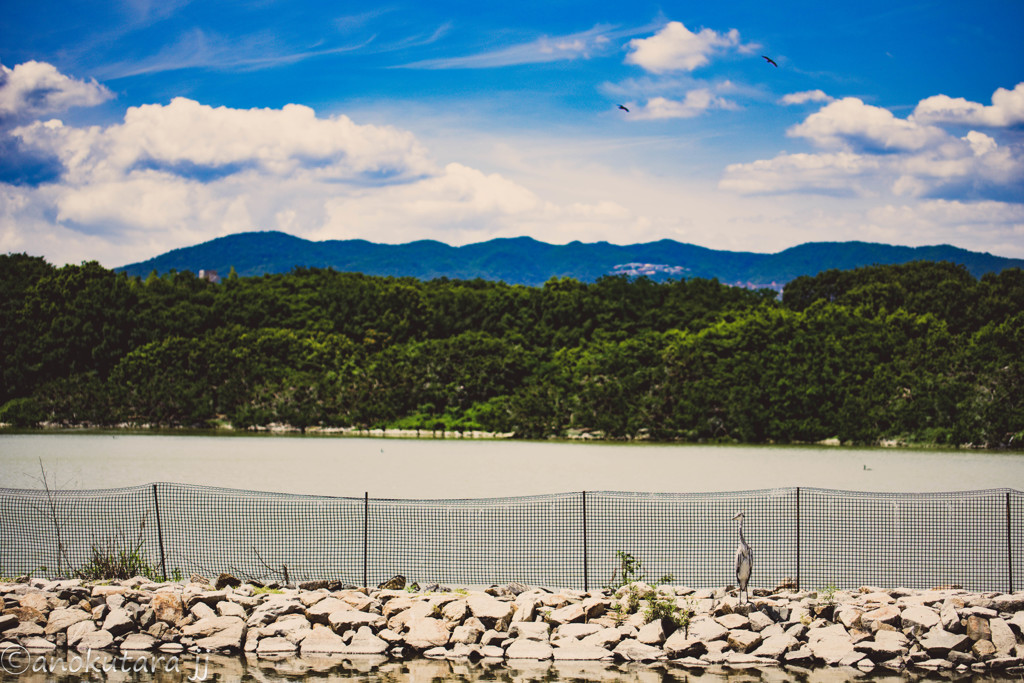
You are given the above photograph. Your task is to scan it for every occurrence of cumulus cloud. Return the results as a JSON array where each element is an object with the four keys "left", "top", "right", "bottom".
[
  {"left": 788, "top": 97, "right": 948, "bottom": 153},
  {"left": 780, "top": 90, "right": 834, "bottom": 106},
  {"left": 720, "top": 152, "right": 883, "bottom": 196},
  {"left": 13, "top": 97, "right": 436, "bottom": 185},
  {"left": 0, "top": 61, "right": 113, "bottom": 121},
  {"left": 625, "top": 21, "right": 744, "bottom": 74},
  {"left": 630, "top": 89, "right": 737, "bottom": 120},
  {"left": 2, "top": 95, "right": 643, "bottom": 263},
  {"left": 912, "top": 82, "right": 1024, "bottom": 127},
  {"left": 722, "top": 88, "right": 1024, "bottom": 205}
]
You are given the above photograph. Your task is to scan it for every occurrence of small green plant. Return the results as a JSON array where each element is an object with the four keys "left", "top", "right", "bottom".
[
  {"left": 609, "top": 603, "right": 626, "bottom": 626},
  {"left": 253, "top": 586, "right": 283, "bottom": 595},
  {"left": 819, "top": 583, "right": 838, "bottom": 607},
  {"left": 606, "top": 550, "right": 644, "bottom": 590},
  {"left": 74, "top": 534, "right": 162, "bottom": 582}
]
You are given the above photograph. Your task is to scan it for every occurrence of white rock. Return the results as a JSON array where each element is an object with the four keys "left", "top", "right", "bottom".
[
  {"left": 752, "top": 633, "right": 797, "bottom": 659},
  {"left": 256, "top": 636, "right": 297, "bottom": 655},
  {"left": 216, "top": 600, "right": 247, "bottom": 619},
  {"left": 75, "top": 629, "right": 114, "bottom": 652},
  {"left": 552, "top": 643, "right": 613, "bottom": 660},
  {"left": 580, "top": 627, "right": 624, "bottom": 650},
  {"left": 44, "top": 608, "right": 91, "bottom": 635},
  {"left": 66, "top": 620, "right": 97, "bottom": 647},
  {"left": 120, "top": 633, "right": 158, "bottom": 651},
  {"left": 555, "top": 623, "right": 602, "bottom": 640},
  {"left": 341, "top": 626, "right": 389, "bottom": 654},
  {"left": 102, "top": 607, "right": 134, "bottom": 636},
  {"left": 612, "top": 638, "right": 664, "bottom": 661},
  {"left": 902, "top": 605, "right": 940, "bottom": 632},
  {"left": 300, "top": 625, "right": 347, "bottom": 654},
  {"left": 989, "top": 618, "right": 1017, "bottom": 657},
  {"left": 509, "top": 621, "right": 550, "bottom": 641},
  {"left": 404, "top": 617, "right": 450, "bottom": 650},
  {"left": 687, "top": 616, "right": 728, "bottom": 641},
  {"left": 637, "top": 619, "right": 666, "bottom": 645},
  {"left": 506, "top": 639, "right": 554, "bottom": 660}
]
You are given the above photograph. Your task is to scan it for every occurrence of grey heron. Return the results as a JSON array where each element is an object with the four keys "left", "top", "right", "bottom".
[{"left": 732, "top": 511, "right": 752, "bottom": 604}]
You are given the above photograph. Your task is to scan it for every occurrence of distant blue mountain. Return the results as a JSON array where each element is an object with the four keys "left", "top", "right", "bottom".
[{"left": 116, "top": 231, "right": 1024, "bottom": 288}]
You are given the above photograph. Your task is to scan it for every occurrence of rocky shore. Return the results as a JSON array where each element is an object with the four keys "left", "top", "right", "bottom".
[{"left": 2, "top": 574, "right": 1023, "bottom": 675}]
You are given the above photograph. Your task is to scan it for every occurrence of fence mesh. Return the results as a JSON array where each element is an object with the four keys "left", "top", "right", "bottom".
[{"left": 0, "top": 484, "right": 1018, "bottom": 592}]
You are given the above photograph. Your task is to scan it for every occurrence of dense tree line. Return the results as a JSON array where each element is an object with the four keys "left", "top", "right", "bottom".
[{"left": 1, "top": 253, "right": 1021, "bottom": 447}]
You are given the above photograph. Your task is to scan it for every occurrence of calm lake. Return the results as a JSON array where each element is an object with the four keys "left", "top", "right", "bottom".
[{"left": 0, "top": 432, "right": 1022, "bottom": 497}]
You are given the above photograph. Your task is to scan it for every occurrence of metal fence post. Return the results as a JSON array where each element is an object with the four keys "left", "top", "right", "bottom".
[
  {"left": 582, "top": 491, "right": 588, "bottom": 592},
  {"left": 152, "top": 484, "right": 168, "bottom": 582},
  {"left": 364, "top": 492, "right": 369, "bottom": 589},
  {"left": 1008, "top": 491, "right": 1014, "bottom": 593},
  {"left": 795, "top": 487, "right": 801, "bottom": 590}
]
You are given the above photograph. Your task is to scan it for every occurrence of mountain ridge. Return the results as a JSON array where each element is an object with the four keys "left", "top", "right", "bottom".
[{"left": 115, "top": 231, "right": 1024, "bottom": 288}]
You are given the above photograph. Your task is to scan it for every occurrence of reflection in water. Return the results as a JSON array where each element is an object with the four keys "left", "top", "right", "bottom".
[{"left": 0, "top": 652, "right": 1012, "bottom": 683}]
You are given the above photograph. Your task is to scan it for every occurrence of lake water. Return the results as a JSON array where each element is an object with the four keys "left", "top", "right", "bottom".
[{"left": 1, "top": 432, "right": 1022, "bottom": 497}]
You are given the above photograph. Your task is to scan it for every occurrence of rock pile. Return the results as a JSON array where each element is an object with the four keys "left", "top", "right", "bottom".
[{"left": 2, "top": 575, "right": 1023, "bottom": 674}]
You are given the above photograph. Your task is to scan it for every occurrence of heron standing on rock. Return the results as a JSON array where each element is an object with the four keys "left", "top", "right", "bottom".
[{"left": 732, "top": 511, "right": 752, "bottom": 604}]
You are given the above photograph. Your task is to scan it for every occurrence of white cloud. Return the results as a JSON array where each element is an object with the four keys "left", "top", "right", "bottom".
[
  {"left": 913, "top": 82, "right": 1024, "bottom": 127},
  {"left": 0, "top": 61, "right": 113, "bottom": 120},
  {"left": 2, "top": 96, "right": 649, "bottom": 263},
  {"left": 720, "top": 152, "right": 884, "bottom": 196},
  {"left": 788, "top": 97, "right": 948, "bottom": 152},
  {"left": 780, "top": 90, "right": 834, "bottom": 106},
  {"left": 631, "top": 90, "right": 737, "bottom": 120},
  {"left": 625, "top": 21, "right": 743, "bottom": 74},
  {"left": 722, "top": 87, "right": 1024, "bottom": 207},
  {"left": 13, "top": 97, "right": 436, "bottom": 184}
]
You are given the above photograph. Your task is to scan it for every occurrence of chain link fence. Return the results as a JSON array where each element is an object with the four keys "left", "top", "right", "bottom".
[{"left": 0, "top": 484, "right": 1019, "bottom": 592}]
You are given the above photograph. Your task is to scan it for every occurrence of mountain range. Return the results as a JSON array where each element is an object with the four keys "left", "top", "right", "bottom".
[{"left": 116, "top": 231, "right": 1024, "bottom": 289}]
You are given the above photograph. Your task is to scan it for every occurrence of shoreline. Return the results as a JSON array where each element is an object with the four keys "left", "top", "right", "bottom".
[
  {"left": 2, "top": 576, "right": 1023, "bottom": 676},
  {"left": 2, "top": 424, "right": 1009, "bottom": 451}
]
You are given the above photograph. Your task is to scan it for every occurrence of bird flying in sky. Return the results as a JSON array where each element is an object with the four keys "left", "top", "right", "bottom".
[
  {"left": 618, "top": 104, "right": 629, "bottom": 112},
  {"left": 762, "top": 55, "right": 778, "bottom": 67}
]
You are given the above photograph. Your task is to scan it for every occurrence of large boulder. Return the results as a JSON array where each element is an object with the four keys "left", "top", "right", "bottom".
[
  {"left": 151, "top": 592, "right": 184, "bottom": 623},
  {"left": 102, "top": 607, "right": 135, "bottom": 636},
  {"left": 120, "top": 633, "right": 158, "bottom": 651},
  {"left": 75, "top": 629, "right": 114, "bottom": 652},
  {"left": 328, "top": 609, "right": 386, "bottom": 634},
  {"left": 300, "top": 625, "right": 348, "bottom": 654},
  {"left": 466, "top": 593, "right": 515, "bottom": 630},
  {"left": 552, "top": 643, "right": 613, "bottom": 660},
  {"left": 919, "top": 628, "right": 971, "bottom": 658},
  {"left": 506, "top": 639, "right": 554, "bottom": 660},
  {"left": 341, "top": 626, "right": 389, "bottom": 655},
  {"left": 751, "top": 633, "right": 797, "bottom": 659},
  {"left": 44, "top": 608, "right": 91, "bottom": 635},
  {"left": 404, "top": 617, "right": 450, "bottom": 650},
  {"left": 612, "top": 638, "right": 664, "bottom": 661},
  {"left": 663, "top": 631, "right": 708, "bottom": 658}
]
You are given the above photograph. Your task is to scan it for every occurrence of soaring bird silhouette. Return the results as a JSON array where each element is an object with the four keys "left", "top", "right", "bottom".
[
  {"left": 762, "top": 55, "right": 778, "bottom": 68},
  {"left": 618, "top": 104, "right": 629, "bottom": 112},
  {"left": 732, "top": 511, "right": 753, "bottom": 604}
]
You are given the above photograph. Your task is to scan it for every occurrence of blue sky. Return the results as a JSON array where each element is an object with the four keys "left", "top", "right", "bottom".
[{"left": 2, "top": 0, "right": 1023, "bottom": 267}]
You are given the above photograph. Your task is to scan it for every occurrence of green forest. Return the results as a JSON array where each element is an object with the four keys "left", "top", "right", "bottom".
[{"left": 1, "top": 253, "right": 1021, "bottom": 448}]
